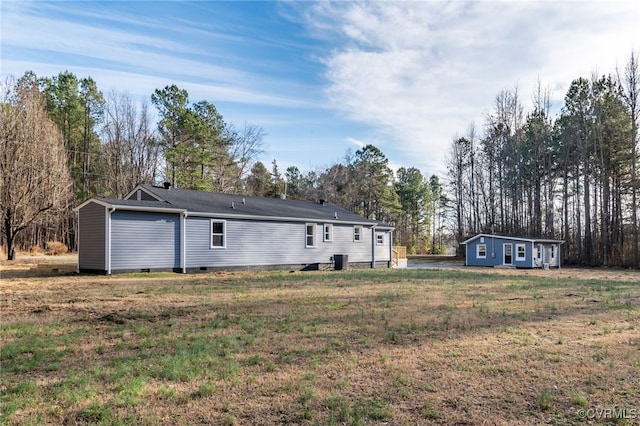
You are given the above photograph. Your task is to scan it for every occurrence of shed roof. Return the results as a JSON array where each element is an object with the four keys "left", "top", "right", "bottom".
[{"left": 461, "top": 233, "right": 564, "bottom": 245}]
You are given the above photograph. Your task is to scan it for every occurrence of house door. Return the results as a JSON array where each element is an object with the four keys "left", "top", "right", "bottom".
[{"left": 503, "top": 244, "right": 513, "bottom": 265}]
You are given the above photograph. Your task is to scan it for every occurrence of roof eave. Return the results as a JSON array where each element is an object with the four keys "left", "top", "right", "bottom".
[
  {"left": 186, "top": 210, "right": 378, "bottom": 225},
  {"left": 74, "top": 198, "right": 186, "bottom": 214}
]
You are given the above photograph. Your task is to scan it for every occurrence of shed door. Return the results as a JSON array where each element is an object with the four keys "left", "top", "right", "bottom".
[{"left": 503, "top": 243, "right": 513, "bottom": 265}]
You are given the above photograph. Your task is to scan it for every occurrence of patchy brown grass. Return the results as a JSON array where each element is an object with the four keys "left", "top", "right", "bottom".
[{"left": 1, "top": 265, "right": 639, "bottom": 425}]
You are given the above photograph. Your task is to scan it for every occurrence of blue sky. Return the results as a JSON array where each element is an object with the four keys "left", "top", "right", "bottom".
[{"left": 1, "top": 1, "right": 639, "bottom": 178}]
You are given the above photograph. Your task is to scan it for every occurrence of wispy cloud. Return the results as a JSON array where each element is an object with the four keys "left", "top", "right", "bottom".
[
  {"left": 302, "top": 1, "right": 640, "bottom": 174},
  {"left": 2, "top": 1, "right": 320, "bottom": 108},
  {"left": 2, "top": 0, "right": 638, "bottom": 177},
  {"left": 346, "top": 137, "right": 366, "bottom": 148}
]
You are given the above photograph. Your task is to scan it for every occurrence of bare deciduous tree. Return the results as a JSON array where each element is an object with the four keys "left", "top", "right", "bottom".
[
  {"left": 0, "top": 77, "right": 72, "bottom": 260},
  {"left": 101, "top": 91, "right": 160, "bottom": 198}
]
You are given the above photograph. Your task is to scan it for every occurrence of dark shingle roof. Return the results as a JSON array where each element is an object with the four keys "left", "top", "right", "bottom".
[
  {"left": 461, "top": 233, "right": 564, "bottom": 244},
  {"left": 113, "top": 184, "right": 386, "bottom": 226}
]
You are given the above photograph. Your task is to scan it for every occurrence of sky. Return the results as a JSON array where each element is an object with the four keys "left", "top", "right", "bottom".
[{"left": 1, "top": 1, "right": 639, "bottom": 178}]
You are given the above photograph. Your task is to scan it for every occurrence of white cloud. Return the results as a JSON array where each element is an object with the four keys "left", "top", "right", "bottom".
[
  {"left": 346, "top": 137, "right": 366, "bottom": 148},
  {"left": 304, "top": 0, "right": 640, "bottom": 175}
]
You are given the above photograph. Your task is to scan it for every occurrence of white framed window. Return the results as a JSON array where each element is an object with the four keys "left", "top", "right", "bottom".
[
  {"left": 550, "top": 245, "right": 556, "bottom": 260},
  {"left": 516, "top": 244, "right": 526, "bottom": 261},
  {"left": 323, "top": 224, "right": 333, "bottom": 242},
  {"left": 353, "top": 226, "right": 362, "bottom": 242},
  {"left": 376, "top": 233, "right": 384, "bottom": 245},
  {"left": 477, "top": 244, "right": 487, "bottom": 259},
  {"left": 210, "top": 220, "right": 226, "bottom": 248},
  {"left": 305, "top": 223, "right": 316, "bottom": 248}
]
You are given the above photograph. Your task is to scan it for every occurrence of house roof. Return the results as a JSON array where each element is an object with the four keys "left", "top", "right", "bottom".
[
  {"left": 78, "top": 184, "right": 393, "bottom": 229},
  {"left": 461, "top": 233, "right": 564, "bottom": 245}
]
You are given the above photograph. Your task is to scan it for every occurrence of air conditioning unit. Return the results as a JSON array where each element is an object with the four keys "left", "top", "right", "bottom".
[{"left": 543, "top": 263, "right": 550, "bottom": 270}]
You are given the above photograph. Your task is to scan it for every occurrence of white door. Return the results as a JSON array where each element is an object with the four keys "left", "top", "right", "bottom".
[
  {"left": 503, "top": 244, "right": 513, "bottom": 265},
  {"left": 534, "top": 244, "right": 543, "bottom": 267}
]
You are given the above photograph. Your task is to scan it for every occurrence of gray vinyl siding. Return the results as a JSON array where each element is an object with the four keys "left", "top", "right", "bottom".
[
  {"left": 185, "top": 217, "right": 376, "bottom": 268},
  {"left": 542, "top": 244, "right": 560, "bottom": 267},
  {"left": 78, "top": 201, "right": 106, "bottom": 270},
  {"left": 126, "top": 189, "right": 158, "bottom": 201},
  {"left": 374, "top": 231, "right": 391, "bottom": 262},
  {"left": 110, "top": 211, "right": 180, "bottom": 270}
]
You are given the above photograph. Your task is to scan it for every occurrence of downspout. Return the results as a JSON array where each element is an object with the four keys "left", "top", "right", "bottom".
[
  {"left": 107, "top": 207, "right": 115, "bottom": 275},
  {"left": 491, "top": 236, "right": 495, "bottom": 259},
  {"left": 389, "top": 230, "right": 393, "bottom": 268},
  {"left": 371, "top": 226, "right": 376, "bottom": 269},
  {"left": 180, "top": 212, "right": 187, "bottom": 273}
]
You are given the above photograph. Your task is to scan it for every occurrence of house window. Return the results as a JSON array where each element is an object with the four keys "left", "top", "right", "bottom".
[
  {"left": 376, "top": 233, "right": 384, "bottom": 245},
  {"left": 477, "top": 244, "right": 487, "bottom": 259},
  {"left": 550, "top": 245, "right": 556, "bottom": 259},
  {"left": 324, "top": 224, "right": 333, "bottom": 242},
  {"left": 306, "top": 224, "right": 315, "bottom": 247},
  {"left": 516, "top": 244, "right": 526, "bottom": 261},
  {"left": 211, "top": 220, "right": 225, "bottom": 248},
  {"left": 354, "top": 226, "right": 362, "bottom": 242}
]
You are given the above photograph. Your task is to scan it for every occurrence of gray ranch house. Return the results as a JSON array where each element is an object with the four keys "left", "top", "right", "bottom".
[
  {"left": 462, "top": 234, "right": 564, "bottom": 269},
  {"left": 75, "top": 184, "right": 395, "bottom": 274}
]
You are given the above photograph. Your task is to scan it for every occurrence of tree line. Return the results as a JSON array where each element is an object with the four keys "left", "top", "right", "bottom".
[
  {"left": 447, "top": 51, "right": 639, "bottom": 267},
  {"left": 1, "top": 71, "right": 447, "bottom": 260}
]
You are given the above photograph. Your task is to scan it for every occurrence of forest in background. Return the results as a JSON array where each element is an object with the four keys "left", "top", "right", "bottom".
[
  {"left": 1, "top": 50, "right": 638, "bottom": 266},
  {"left": 447, "top": 52, "right": 639, "bottom": 267}
]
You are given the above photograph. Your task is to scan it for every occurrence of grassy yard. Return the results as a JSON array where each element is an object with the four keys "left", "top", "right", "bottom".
[{"left": 1, "top": 267, "right": 639, "bottom": 425}]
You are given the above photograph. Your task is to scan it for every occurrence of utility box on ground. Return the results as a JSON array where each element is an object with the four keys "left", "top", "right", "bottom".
[{"left": 334, "top": 254, "right": 348, "bottom": 270}]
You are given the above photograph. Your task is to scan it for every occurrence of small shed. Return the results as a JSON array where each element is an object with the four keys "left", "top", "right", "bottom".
[{"left": 461, "top": 234, "right": 564, "bottom": 269}]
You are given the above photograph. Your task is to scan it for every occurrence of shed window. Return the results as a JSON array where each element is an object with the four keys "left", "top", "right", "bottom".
[
  {"left": 477, "top": 244, "right": 487, "bottom": 259},
  {"left": 550, "top": 245, "right": 556, "bottom": 259},
  {"left": 376, "top": 234, "right": 384, "bottom": 245},
  {"left": 324, "top": 224, "right": 333, "bottom": 242},
  {"left": 516, "top": 244, "right": 526, "bottom": 261},
  {"left": 211, "top": 220, "right": 225, "bottom": 248},
  {"left": 354, "top": 226, "right": 362, "bottom": 242},
  {"left": 306, "top": 224, "right": 315, "bottom": 248}
]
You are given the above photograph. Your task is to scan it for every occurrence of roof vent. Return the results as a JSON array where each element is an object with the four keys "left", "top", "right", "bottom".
[
  {"left": 163, "top": 182, "right": 171, "bottom": 189},
  {"left": 334, "top": 212, "right": 338, "bottom": 219},
  {"left": 242, "top": 198, "right": 246, "bottom": 205},
  {"left": 231, "top": 202, "right": 235, "bottom": 209},
  {"left": 319, "top": 199, "right": 326, "bottom": 205}
]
